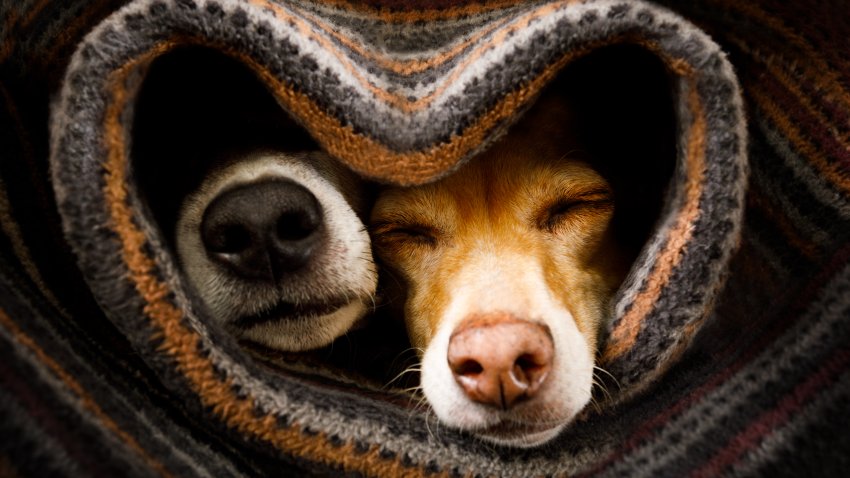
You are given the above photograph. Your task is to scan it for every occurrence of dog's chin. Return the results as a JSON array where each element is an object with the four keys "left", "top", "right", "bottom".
[
  {"left": 474, "top": 421, "right": 567, "bottom": 448},
  {"left": 235, "top": 299, "right": 367, "bottom": 352}
]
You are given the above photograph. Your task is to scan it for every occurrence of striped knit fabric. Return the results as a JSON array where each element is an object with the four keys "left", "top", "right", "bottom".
[{"left": 0, "top": 0, "right": 848, "bottom": 476}]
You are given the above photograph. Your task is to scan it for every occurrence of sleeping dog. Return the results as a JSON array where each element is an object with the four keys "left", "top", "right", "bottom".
[
  {"left": 370, "top": 91, "right": 629, "bottom": 447},
  {"left": 176, "top": 150, "right": 377, "bottom": 351}
]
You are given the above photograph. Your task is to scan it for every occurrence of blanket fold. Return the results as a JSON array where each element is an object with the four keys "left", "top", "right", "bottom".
[{"left": 0, "top": 0, "right": 848, "bottom": 476}]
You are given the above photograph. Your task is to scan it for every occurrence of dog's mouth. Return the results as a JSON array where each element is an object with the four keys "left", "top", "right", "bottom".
[
  {"left": 232, "top": 297, "right": 352, "bottom": 329},
  {"left": 474, "top": 419, "right": 566, "bottom": 446}
]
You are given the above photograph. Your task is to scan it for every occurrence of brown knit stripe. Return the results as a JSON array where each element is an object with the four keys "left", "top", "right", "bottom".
[
  {"left": 0, "top": 84, "right": 67, "bottom": 317},
  {"left": 254, "top": 0, "right": 474, "bottom": 113},
  {"left": 0, "top": 8, "right": 22, "bottom": 62},
  {"left": 0, "top": 0, "right": 113, "bottom": 67},
  {"left": 748, "top": 84, "right": 850, "bottom": 194},
  {"left": 243, "top": 0, "right": 406, "bottom": 112},
  {"left": 0, "top": 308, "right": 174, "bottom": 478},
  {"left": 260, "top": 35, "right": 693, "bottom": 184},
  {"left": 100, "top": 44, "right": 441, "bottom": 478},
  {"left": 40, "top": 0, "right": 117, "bottom": 77},
  {"left": 95, "top": 10, "right": 707, "bottom": 470},
  {"left": 285, "top": 0, "right": 513, "bottom": 76},
  {"left": 0, "top": 0, "right": 52, "bottom": 63},
  {"left": 391, "top": 0, "right": 574, "bottom": 111},
  {"left": 0, "top": 179, "right": 68, "bottom": 314},
  {"left": 307, "top": 0, "right": 533, "bottom": 23},
  {"left": 724, "top": 33, "right": 850, "bottom": 160},
  {"left": 711, "top": 0, "right": 850, "bottom": 113},
  {"left": 20, "top": 0, "right": 53, "bottom": 29},
  {"left": 747, "top": 188, "right": 820, "bottom": 261},
  {"left": 601, "top": 76, "right": 707, "bottom": 364},
  {"left": 251, "top": 0, "right": 575, "bottom": 113}
]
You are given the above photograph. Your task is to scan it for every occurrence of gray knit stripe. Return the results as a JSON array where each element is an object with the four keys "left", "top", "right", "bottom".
[
  {"left": 595, "top": 258, "right": 850, "bottom": 478},
  {"left": 728, "top": 366, "right": 850, "bottom": 477},
  {"left": 605, "top": 50, "right": 747, "bottom": 394},
  {"left": 0, "top": 320, "right": 157, "bottom": 475},
  {"left": 756, "top": 119, "right": 850, "bottom": 219},
  {"left": 0, "top": 386, "right": 83, "bottom": 476},
  {"left": 49, "top": 0, "right": 737, "bottom": 156},
  {"left": 749, "top": 151, "right": 834, "bottom": 252},
  {"left": 741, "top": 227, "right": 800, "bottom": 283},
  {"left": 45, "top": 0, "right": 748, "bottom": 474},
  {"left": 0, "top": 291, "right": 244, "bottom": 478}
]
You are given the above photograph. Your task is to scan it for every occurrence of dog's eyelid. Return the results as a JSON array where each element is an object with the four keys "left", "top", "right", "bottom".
[
  {"left": 538, "top": 188, "right": 614, "bottom": 231},
  {"left": 370, "top": 221, "right": 441, "bottom": 246}
]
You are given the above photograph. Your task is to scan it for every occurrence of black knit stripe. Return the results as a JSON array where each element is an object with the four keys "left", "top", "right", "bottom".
[
  {"left": 604, "top": 63, "right": 747, "bottom": 391},
  {"left": 0, "top": 319, "right": 158, "bottom": 476},
  {"left": 593, "top": 254, "right": 850, "bottom": 477},
  {"left": 0, "top": 252, "right": 252, "bottom": 476},
  {"left": 32, "top": 0, "right": 765, "bottom": 475}
]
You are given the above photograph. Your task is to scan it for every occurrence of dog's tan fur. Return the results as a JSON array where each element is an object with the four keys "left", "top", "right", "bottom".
[{"left": 371, "top": 91, "right": 628, "bottom": 446}]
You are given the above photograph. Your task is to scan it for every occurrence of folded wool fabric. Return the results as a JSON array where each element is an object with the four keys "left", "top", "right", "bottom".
[{"left": 0, "top": 0, "right": 848, "bottom": 476}]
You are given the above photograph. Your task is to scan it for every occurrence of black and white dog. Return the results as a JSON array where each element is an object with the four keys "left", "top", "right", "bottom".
[{"left": 175, "top": 150, "right": 377, "bottom": 351}]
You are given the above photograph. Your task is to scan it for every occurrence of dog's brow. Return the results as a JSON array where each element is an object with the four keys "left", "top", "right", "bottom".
[
  {"left": 371, "top": 209, "right": 434, "bottom": 227},
  {"left": 570, "top": 185, "right": 613, "bottom": 199}
]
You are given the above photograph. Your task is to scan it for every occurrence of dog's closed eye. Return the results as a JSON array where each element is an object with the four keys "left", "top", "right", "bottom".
[
  {"left": 371, "top": 222, "right": 440, "bottom": 247},
  {"left": 537, "top": 187, "right": 614, "bottom": 232}
]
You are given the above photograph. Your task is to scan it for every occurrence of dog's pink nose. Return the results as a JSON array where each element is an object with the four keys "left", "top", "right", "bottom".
[{"left": 447, "top": 313, "right": 553, "bottom": 410}]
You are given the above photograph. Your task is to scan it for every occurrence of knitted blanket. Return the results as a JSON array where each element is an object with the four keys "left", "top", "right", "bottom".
[{"left": 1, "top": 0, "right": 848, "bottom": 476}]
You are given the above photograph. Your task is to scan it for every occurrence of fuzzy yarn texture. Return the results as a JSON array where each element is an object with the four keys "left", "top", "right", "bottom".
[{"left": 0, "top": 0, "right": 848, "bottom": 476}]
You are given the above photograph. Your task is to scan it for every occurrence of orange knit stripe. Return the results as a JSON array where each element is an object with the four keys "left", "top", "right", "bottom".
[
  {"left": 748, "top": 85, "right": 850, "bottom": 195},
  {"left": 0, "top": 0, "right": 107, "bottom": 65},
  {"left": 393, "top": 0, "right": 573, "bottom": 112},
  {"left": 20, "top": 0, "right": 53, "bottom": 29},
  {"left": 100, "top": 42, "right": 440, "bottom": 478},
  {"left": 249, "top": 0, "right": 575, "bottom": 113},
  {"left": 91, "top": 18, "right": 703, "bottom": 470},
  {"left": 41, "top": 0, "right": 142, "bottom": 79},
  {"left": 284, "top": 0, "right": 513, "bottom": 76},
  {"left": 724, "top": 33, "right": 850, "bottom": 162},
  {"left": 0, "top": 83, "right": 67, "bottom": 317},
  {"left": 305, "top": 0, "right": 531, "bottom": 23},
  {"left": 253, "top": 34, "right": 689, "bottom": 184},
  {"left": 0, "top": 308, "right": 174, "bottom": 478},
  {"left": 710, "top": 0, "right": 850, "bottom": 114},
  {"left": 747, "top": 189, "right": 820, "bottom": 261},
  {"left": 601, "top": 77, "right": 707, "bottom": 364},
  {"left": 0, "top": 9, "right": 21, "bottom": 62}
]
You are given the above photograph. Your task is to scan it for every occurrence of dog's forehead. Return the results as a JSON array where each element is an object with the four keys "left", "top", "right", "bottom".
[{"left": 521, "top": 158, "right": 609, "bottom": 195}]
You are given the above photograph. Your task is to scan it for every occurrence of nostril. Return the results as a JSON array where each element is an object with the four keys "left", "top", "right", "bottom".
[
  {"left": 199, "top": 178, "right": 324, "bottom": 281},
  {"left": 513, "top": 353, "right": 548, "bottom": 386},
  {"left": 206, "top": 224, "right": 252, "bottom": 254},
  {"left": 276, "top": 211, "right": 317, "bottom": 242},
  {"left": 515, "top": 353, "right": 542, "bottom": 374},
  {"left": 447, "top": 314, "right": 554, "bottom": 409},
  {"left": 452, "top": 359, "right": 483, "bottom": 377}
]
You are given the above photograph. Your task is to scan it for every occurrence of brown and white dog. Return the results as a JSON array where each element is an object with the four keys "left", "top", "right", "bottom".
[
  {"left": 176, "top": 150, "right": 377, "bottom": 352},
  {"left": 370, "top": 92, "right": 629, "bottom": 447}
]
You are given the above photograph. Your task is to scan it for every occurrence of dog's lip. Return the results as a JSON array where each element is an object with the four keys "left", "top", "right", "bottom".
[
  {"left": 474, "top": 418, "right": 564, "bottom": 440},
  {"left": 232, "top": 297, "right": 352, "bottom": 329}
]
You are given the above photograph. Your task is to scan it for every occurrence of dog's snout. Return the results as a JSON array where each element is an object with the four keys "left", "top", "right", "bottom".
[
  {"left": 201, "top": 179, "right": 324, "bottom": 282},
  {"left": 447, "top": 314, "right": 553, "bottom": 410}
]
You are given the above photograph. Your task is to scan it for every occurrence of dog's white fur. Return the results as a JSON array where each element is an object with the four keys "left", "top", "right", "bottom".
[
  {"left": 371, "top": 91, "right": 626, "bottom": 447},
  {"left": 420, "top": 251, "right": 595, "bottom": 446},
  {"left": 176, "top": 150, "right": 377, "bottom": 351}
]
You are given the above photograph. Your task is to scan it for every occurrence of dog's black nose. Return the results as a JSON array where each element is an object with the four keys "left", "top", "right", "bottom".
[{"left": 200, "top": 178, "right": 324, "bottom": 282}]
